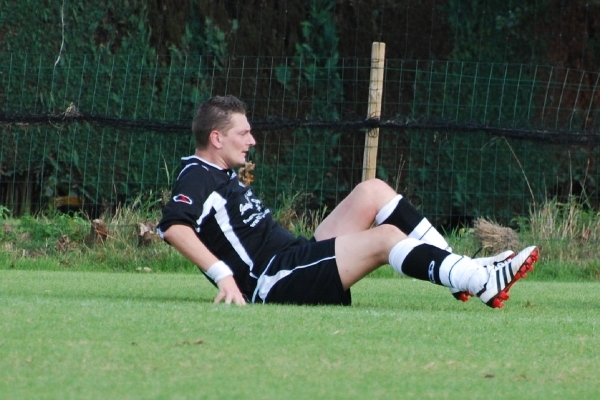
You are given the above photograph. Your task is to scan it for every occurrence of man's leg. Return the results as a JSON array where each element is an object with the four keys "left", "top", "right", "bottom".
[
  {"left": 372, "top": 189, "right": 519, "bottom": 302},
  {"left": 334, "top": 225, "right": 538, "bottom": 308},
  {"left": 385, "top": 239, "right": 538, "bottom": 308},
  {"left": 315, "top": 179, "right": 528, "bottom": 306},
  {"left": 334, "top": 225, "right": 477, "bottom": 290}
]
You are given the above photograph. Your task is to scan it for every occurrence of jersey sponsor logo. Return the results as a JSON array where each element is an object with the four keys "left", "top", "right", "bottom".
[
  {"left": 173, "top": 194, "right": 193, "bottom": 204},
  {"left": 242, "top": 208, "right": 271, "bottom": 227},
  {"left": 240, "top": 201, "right": 253, "bottom": 215},
  {"left": 239, "top": 190, "right": 265, "bottom": 217}
]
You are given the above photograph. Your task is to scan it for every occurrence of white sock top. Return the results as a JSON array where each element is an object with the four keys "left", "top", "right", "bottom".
[
  {"left": 375, "top": 195, "right": 402, "bottom": 225},
  {"left": 388, "top": 237, "right": 422, "bottom": 276}
]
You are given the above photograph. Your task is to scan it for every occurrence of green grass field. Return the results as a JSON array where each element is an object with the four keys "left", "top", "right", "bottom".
[{"left": 1, "top": 269, "right": 599, "bottom": 399}]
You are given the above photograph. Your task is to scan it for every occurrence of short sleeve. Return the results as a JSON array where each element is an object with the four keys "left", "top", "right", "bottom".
[{"left": 158, "top": 165, "right": 215, "bottom": 233}]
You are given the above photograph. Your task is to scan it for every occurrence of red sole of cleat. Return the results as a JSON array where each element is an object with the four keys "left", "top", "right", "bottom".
[
  {"left": 488, "top": 247, "right": 539, "bottom": 308},
  {"left": 491, "top": 298, "right": 504, "bottom": 308},
  {"left": 458, "top": 293, "right": 470, "bottom": 302},
  {"left": 498, "top": 292, "right": 509, "bottom": 301},
  {"left": 454, "top": 291, "right": 474, "bottom": 302}
]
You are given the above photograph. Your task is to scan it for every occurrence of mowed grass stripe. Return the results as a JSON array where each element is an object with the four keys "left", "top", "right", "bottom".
[{"left": 1, "top": 270, "right": 599, "bottom": 400}]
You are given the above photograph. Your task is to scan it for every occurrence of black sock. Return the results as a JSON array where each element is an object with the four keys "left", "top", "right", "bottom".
[
  {"left": 381, "top": 198, "right": 424, "bottom": 234},
  {"left": 400, "top": 243, "right": 449, "bottom": 285}
]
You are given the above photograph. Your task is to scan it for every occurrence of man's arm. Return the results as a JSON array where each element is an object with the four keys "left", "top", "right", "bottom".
[{"left": 161, "top": 224, "right": 246, "bottom": 306}]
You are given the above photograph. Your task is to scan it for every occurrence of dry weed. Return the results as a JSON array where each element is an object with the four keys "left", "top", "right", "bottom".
[{"left": 473, "top": 217, "right": 520, "bottom": 254}]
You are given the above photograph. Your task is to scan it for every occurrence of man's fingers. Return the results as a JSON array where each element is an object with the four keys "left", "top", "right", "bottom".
[
  {"left": 213, "top": 292, "right": 225, "bottom": 304},
  {"left": 214, "top": 290, "right": 246, "bottom": 306},
  {"left": 235, "top": 295, "right": 247, "bottom": 306},
  {"left": 226, "top": 292, "right": 246, "bottom": 306}
]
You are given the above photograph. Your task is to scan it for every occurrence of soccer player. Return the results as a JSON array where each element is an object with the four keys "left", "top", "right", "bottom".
[{"left": 158, "top": 95, "right": 538, "bottom": 308}]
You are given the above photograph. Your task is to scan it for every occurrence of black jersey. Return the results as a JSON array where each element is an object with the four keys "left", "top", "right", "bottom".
[{"left": 158, "top": 155, "right": 306, "bottom": 297}]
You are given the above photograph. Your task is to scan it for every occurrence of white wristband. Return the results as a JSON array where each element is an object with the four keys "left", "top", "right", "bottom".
[{"left": 205, "top": 261, "right": 233, "bottom": 283}]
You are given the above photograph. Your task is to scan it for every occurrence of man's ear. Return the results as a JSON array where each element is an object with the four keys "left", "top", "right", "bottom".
[{"left": 209, "top": 130, "right": 223, "bottom": 149}]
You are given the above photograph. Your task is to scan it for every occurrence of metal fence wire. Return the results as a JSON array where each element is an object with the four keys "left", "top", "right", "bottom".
[{"left": 1, "top": 53, "right": 600, "bottom": 228}]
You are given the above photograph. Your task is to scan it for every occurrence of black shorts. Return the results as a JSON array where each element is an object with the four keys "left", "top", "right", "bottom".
[{"left": 251, "top": 238, "right": 351, "bottom": 306}]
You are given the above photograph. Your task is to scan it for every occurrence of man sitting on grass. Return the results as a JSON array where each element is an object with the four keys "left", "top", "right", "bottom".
[{"left": 158, "top": 95, "right": 539, "bottom": 308}]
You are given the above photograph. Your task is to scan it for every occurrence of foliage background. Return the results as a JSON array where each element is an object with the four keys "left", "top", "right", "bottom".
[{"left": 1, "top": 0, "right": 600, "bottom": 226}]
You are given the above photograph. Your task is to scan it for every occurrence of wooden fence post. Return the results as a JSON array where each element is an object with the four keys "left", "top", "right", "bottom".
[{"left": 362, "top": 42, "right": 385, "bottom": 181}]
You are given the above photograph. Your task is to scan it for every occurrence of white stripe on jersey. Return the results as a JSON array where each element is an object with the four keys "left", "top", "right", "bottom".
[
  {"left": 197, "top": 191, "right": 254, "bottom": 271},
  {"left": 252, "top": 255, "right": 336, "bottom": 303},
  {"left": 177, "top": 162, "right": 199, "bottom": 180},
  {"left": 178, "top": 155, "right": 238, "bottom": 180}
]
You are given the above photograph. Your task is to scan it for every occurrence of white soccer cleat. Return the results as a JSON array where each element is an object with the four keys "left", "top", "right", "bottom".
[
  {"left": 450, "top": 250, "right": 515, "bottom": 302},
  {"left": 475, "top": 246, "right": 539, "bottom": 308}
]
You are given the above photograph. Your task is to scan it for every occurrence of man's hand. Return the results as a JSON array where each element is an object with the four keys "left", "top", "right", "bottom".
[
  {"left": 162, "top": 226, "right": 247, "bottom": 306},
  {"left": 214, "top": 275, "right": 246, "bottom": 306}
]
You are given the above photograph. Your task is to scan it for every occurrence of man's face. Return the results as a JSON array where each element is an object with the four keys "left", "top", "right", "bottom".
[{"left": 218, "top": 113, "right": 255, "bottom": 169}]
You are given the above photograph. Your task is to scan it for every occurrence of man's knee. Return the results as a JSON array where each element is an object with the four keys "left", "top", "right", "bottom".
[
  {"left": 355, "top": 178, "right": 394, "bottom": 196},
  {"left": 353, "top": 179, "right": 397, "bottom": 207},
  {"left": 373, "top": 224, "right": 406, "bottom": 248}
]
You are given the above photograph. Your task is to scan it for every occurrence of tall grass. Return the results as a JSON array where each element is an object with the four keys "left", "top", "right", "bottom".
[
  {"left": 271, "top": 190, "right": 327, "bottom": 238},
  {"left": 518, "top": 197, "right": 600, "bottom": 280},
  {"left": 1, "top": 195, "right": 599, "bottom": 280},
  {"left": 0, "top": 194, "right": 193, "bottom": 273},
  {"left": 526, "top": 198, "right": 600, "bottom": 258}
]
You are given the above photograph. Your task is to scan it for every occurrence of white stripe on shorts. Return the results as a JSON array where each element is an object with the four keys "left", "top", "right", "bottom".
[{"left": 252, "top": 254, "right": 336, "bottom": 303}]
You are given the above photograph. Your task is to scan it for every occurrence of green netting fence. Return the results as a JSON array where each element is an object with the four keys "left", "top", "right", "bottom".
[{"left": 1, "top": 53, "right": 599, "bottom": 228}]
